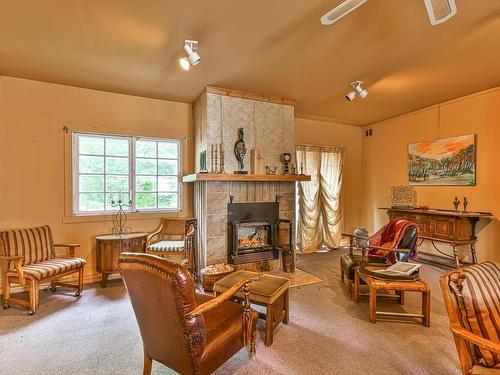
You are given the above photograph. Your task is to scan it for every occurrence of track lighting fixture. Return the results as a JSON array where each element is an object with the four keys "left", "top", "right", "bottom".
[
  {"left": 179, "top": 40, "right": 201, "bottom": 71},
  {"left": 345, "top": 81, "right": 368, "bottom": 101}
]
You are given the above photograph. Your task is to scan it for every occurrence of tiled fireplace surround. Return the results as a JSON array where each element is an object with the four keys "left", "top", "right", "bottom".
[{"left": 192, "top": 88, "right": 296, "bottom": 272}]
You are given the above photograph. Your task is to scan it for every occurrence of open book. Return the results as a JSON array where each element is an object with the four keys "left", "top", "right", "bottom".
[{"left": 372, "top": 262, "right": 421, "bottom": 277}]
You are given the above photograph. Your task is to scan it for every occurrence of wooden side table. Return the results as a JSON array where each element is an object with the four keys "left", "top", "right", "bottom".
[
  {"left": 96, "top": 233, "right": 147, "bottom": 287},
  {"left": 354, "top": 267, "right": 430, "bottom": 327}
]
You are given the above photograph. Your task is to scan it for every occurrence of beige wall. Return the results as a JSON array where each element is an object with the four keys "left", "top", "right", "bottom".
[
  {"left": 362, "top": 87, "right": 500, "bottom": 262},
  {"left": 0, "top": 76, "right": 194, "bottom": 288},
  {"left": 294, "top": 118, "right": 363, "bottom": 233}
]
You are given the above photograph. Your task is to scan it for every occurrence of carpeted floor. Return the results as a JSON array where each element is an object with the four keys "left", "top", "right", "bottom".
[{"left": 0, "top": 250, "right": 461, "bottom": 375}]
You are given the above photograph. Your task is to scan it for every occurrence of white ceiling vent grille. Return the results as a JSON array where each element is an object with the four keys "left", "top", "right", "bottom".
[
  {"left": 424, "top": 0, "right": 457, "bottom": 25},
  {"left": 320, "top": 0, "right": 368, "bottom": 25}
]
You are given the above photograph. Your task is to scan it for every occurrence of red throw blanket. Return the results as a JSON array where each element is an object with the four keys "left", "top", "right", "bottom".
[{"left": 369, "top": 220, "right": 417, "bottom": 264}]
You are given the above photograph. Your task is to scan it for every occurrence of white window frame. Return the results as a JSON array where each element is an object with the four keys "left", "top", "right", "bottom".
[{"left": 72, "top": 131, "right": 182, "bottom": 215}]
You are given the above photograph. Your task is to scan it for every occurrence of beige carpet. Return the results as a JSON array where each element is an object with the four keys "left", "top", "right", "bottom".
[{"left": 0, "top": 249, "right": 461, "bottom": 375}]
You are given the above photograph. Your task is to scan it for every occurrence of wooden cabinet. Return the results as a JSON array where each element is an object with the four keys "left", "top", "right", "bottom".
[
  {"left": 96, "top": 233, "right": 147, "bottom": 287},
  {"left": 383, "top": 208, "right": 492, "bottom": 267}
]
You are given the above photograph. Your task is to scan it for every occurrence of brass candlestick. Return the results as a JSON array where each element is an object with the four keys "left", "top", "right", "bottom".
[{"left": 219, "top": 144, "right": 225, "bottom": 174}]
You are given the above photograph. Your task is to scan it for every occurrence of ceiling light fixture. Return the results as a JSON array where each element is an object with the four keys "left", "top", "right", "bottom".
[
  {"left": 179, "top": 40, "right": 201, "bottom": 71},
  {"left": 320, "top": 0, "right": 368, "bottom": 25},
  {"left": 345, "top": 81, "right": 368, "bottom": 102},
  {"left": 424, "top": 0, "right": 457, "bottom": 25}
]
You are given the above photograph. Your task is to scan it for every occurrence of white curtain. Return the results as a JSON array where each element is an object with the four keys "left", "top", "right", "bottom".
[{"left": 296, "top": 145, "right": 345, "bottom": 253}]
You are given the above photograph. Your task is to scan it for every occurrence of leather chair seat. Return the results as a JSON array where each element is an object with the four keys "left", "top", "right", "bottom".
[
  {"left": 214, "top": 270, "right": 289, "bottom": 304},
  {"left": 340, "top": 253, "right": 386, "bottom": 281}
]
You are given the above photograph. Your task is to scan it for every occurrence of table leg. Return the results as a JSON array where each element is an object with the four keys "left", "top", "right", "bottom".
[
  {"left": 101, "top": 273, "right": 109, "bottom": 288},
  {"left": 452, "top": 245, "right": 460, "bottom": 268},
  {"left": 422, "top": 289, "right": 430, "bottom": 327},
  {"left": 354, "top": 270, "right": 360, "bottom": 303},
  {"left": 265, "top": 303, "right": 274, "bottom": 347},
  {"left": 369, "top": 284, "right": 377, "bottom": 323},
  {"left": 397, "top": 290, "right": 405, "bottom": 305},
  {"left": 470, "top": 243, "right": 478, "bottom": 264}
]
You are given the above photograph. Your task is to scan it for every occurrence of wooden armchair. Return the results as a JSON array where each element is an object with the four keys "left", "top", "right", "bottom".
[
  {"left": 440, "top": 262, "right": 500, "bottom": 374},
  {"left": 0, "top": 225, "right": 86, "bottom": 315},
  {"left": 118, "top": 253, "right": 261, "bottom": 375},
  {"left": 146, "top": 218, "right": 197, "bottom": 273},
  {"left": 340, "top": 224, "right": 418, "bottom": 293}
]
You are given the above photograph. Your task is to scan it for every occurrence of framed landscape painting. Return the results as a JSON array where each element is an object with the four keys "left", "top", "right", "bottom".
[{"left": 408, "top": 134, "right": 476, "bottom": 186}]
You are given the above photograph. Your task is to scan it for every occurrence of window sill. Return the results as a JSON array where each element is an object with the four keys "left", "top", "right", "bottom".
[{"left": 62, "top": 210, "right": 182, "bottom": 224}]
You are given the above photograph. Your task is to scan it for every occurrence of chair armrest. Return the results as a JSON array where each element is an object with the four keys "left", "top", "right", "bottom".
[
  {"left": 53, "top": 243, "right": 80, "bottom": 257},
  {"left": 185, "top": 274, "right": 263, "bottom": 319},
  {"left": 146, "top": 224, "right": 163, "bottom": 248},
  {"left": 0, "top": 255, "right": 25, "bottom": 285},
  {"left": 367, "top": 245, "right": 410, "bottom": 253},
  {"left": 450, "top": 325, "right": 500, "bottom": 354}
]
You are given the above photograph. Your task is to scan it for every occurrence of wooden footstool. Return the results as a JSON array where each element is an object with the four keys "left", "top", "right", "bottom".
[
  {"left": 214, "top": 270, "right": 290, "bottom": 346},
  {"left": 354, "top": 267, "right": 430, "bottom": 326}
]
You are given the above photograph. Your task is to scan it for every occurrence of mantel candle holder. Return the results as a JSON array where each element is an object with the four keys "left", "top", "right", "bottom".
[{"left": 111, "top": 198, "right": 132, "bottom": 236}]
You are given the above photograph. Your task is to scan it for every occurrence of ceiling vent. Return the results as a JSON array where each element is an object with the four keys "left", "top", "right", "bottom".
[
  {"left": 424, "top": 0, "right": 457, "bottom": 25},
  {"left": 320, "top": 0, "right": 368, "bottom": 25}
]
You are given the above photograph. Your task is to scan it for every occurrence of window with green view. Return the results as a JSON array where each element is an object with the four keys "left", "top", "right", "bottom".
[{"left": 73, "top": 133, "right": 180, "bottom": 214}]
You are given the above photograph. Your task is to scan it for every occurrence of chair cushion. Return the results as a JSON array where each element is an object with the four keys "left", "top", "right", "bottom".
[
  {"left": 452, "top": 262, "right": 500, "bottom": 368},
  {"left": 214, "top": 270, "right": 289, "bottom": 304},
  {"left": 0, "top": 225, "right": 54, "bottom": 265},
  {"left": 7, "top": 257, "right": 86, "bottom": 280},
  {"left": 147, "top": 240, "right": 184, "bottom": 252}
]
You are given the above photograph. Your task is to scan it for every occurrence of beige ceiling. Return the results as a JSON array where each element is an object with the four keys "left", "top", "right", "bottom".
[{"left": 0, "top": 0, "right": 499, "bottom": 125}]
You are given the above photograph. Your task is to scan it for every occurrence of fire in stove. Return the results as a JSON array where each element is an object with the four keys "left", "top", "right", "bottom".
[{"left": 239, "top": 229, "right": 270, "bottom": 249}]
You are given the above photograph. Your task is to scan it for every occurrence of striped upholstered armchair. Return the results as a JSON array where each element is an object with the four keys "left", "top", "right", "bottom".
[
  {"left": 146, "top": 218, "right": 197, "bottom": 273},
  {"left": 440, "top": 262, "right": 500, "bottom": 374},
  {"left": 0, "top": 225, "right": 86, "bottom": 315}
]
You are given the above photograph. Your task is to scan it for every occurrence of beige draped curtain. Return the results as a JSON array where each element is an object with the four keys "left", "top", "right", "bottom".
[{"left": 296, "top": 145, "right": 345, "bottom": 253}]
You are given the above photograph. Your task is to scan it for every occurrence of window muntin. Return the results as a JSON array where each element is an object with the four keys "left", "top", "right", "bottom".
[{"left": 73, "top": 133, "right": 180, "bottom": 214}]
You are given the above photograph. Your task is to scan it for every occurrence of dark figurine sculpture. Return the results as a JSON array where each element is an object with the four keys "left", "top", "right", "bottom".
[
  {"left": 233, "top": 128, "right": 247, "bottom": 174},
  {"left": 453, "top": 197, "right": 460, "bottom": 212},
  {"left": 463, "top": 197, "right": 468, "bottom": 213}
]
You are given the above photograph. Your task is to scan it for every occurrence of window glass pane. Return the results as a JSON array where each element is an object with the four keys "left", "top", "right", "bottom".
[
  {"left": 136, "top": 193, "right": 157, "bottom": 209},
  {"left": 106, "top": 193, "right": 130, "bottom": 210},
  {"left": 79, "top": 175, "right": 104, "bottom": 192},
  {"left": 158, "top": 142, "right": 178, "bottom": 159},
  {"left": 106, "top": 138, "right": 129, "bottom": 156},
  {"left": 106, "top": 175, "right": 129, "bottom": 192},
  {"left": 79, "top": 136, "right": 104, "bottom": 155},
  {"left": 136, "top": 141, "right": 157, "bottom": 158},
  {"left": 158, "top": 176, "right": 177, "bottom": 192},
  {"left": 106, "top": 157, "right": 129, "bottom": 174},
  {"left": 136, "top": 176, "right": 157, "bottom": 192},
  {"left": 158, "top": 159, "right": 177, "bottom": 175},
  {"left": 136, "top": 158, "right": 157, "bottom": 175},
  {"left": 79, "top": 156, "right": 104, "bottom": 173},
  {"left": 79, "top": 193, "right": 105, "bottom": 211},
  {"left": 158, "top": 193, "right": 178, "bottom": 209}
]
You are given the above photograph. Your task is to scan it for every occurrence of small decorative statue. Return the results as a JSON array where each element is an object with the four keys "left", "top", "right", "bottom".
[
  {"left": 354, "top": 227, "right": 369, "bottom": 247},
  {"left": 463, "top": 197, "right": 468, "bottom": 213},
  {"left": 453, "top": 197, "right": 460, "bottom": 212},
  {"left": 233, "top": 128, "right": 247, "bottom": 174}
]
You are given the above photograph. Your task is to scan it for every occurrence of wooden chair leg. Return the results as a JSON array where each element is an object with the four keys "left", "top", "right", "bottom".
[
  {"left": 397, "top": 290, "right": 405, "bottom": 305},
  {"left": 143, "top": 355, "right": 152, "bottom": 375},
  {"left": 28, "top": 279, "right": 39, "bottom": 315},
  {"left": 340, "top": 266, "right": 344, "bottom": 282},
  {"left": 76, "top": 267, "right": 84, "bottom": 296},
  {"left": 354, "top": 272, "right": 360, "bottom": 303},
  {"left": 348, "top": 279, "right": 353, "bottom": 295},
  {"left": 369, "top": 285, "right": 377, "bottom": 323}
]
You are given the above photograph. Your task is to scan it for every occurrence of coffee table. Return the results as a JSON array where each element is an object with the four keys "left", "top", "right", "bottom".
[
  {"left": 354, "top": 267, "right": 430, "bottom": 326},
  {"left": 214, "top": 270, "right": 290, "bottom": 346}
]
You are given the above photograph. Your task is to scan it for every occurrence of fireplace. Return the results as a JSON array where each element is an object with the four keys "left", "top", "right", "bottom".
[{"left": 227, "top": 202, "right": 280, "bottom": 264}]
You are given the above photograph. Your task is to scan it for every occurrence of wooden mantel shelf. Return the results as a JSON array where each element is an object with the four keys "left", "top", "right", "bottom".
[{"left": 182, "top": 173, "right": 311, "bottom": 183}]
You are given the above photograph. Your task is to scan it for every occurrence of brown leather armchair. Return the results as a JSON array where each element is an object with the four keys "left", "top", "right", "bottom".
[{"left": 118, "top": 253, "right": 260, "bottom": 375}]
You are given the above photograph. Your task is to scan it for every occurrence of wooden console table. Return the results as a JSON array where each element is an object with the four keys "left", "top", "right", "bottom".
[
  {"left": 381, "top": 208, "right": 492, "bottom": 268},
  {"left": 96, "top": 233, "right": 147, "bottom": 287}
]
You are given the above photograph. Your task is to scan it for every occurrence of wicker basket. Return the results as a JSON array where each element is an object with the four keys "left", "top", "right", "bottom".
[{"left": 200, "top": 269, "right": 234, "bottom": 292}]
